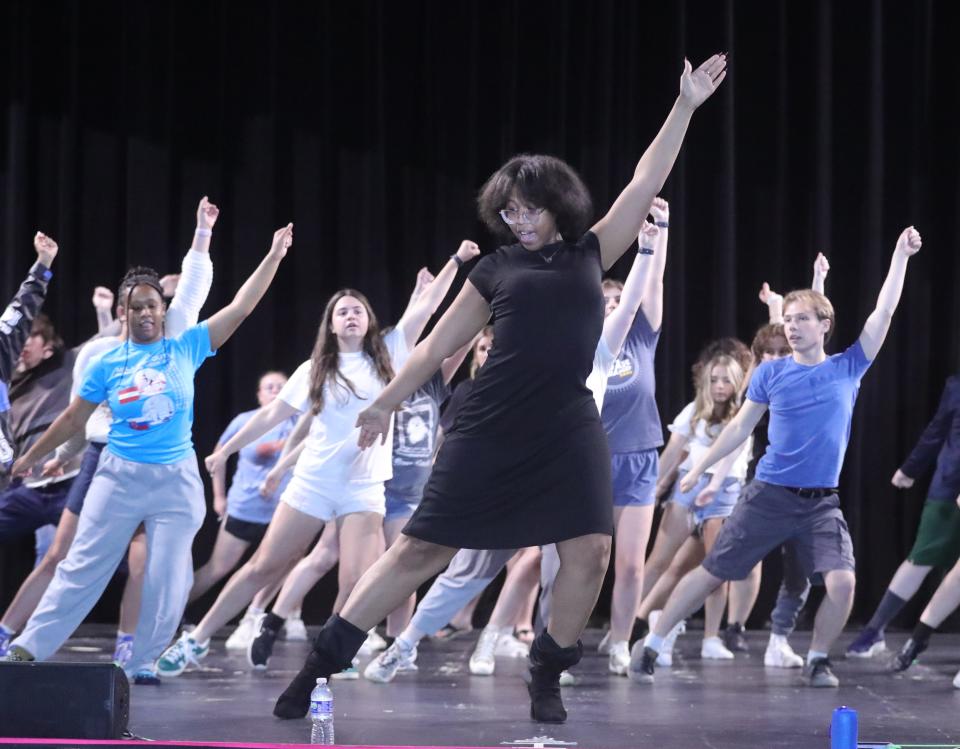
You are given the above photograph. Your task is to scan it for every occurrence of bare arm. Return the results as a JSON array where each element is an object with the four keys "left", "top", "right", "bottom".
[
  {"left": 640, "top": 197, "right": 670, "bottom": 331},
  {"left": 205, "top": 397, "right": 300, "bottom": 474},
  {"left": 397, "top": 241, "right": 481, "bottom": 349},
  {"left": 811, "top": 252, "right": 830, "bottom": 295},
  {"left": 260, "top": 415, "right": 311, "bottom": 498},
  {"left": 11, "top": 397, "right": 99, "bottom": 477},
  {"left": 693, "top": 439, "right": 748, "bottom": 506},
  {"left": 758, "top": 283, "right": 783, "bottom": 325},
  {"left": 205, "top": 225, "right": 292, "bottom": 351},
  {"left": 859, "top": 227, "right": 921, "bottom": 361},
  {"left": 92, "top": 287, "right": 115, "bottom": 334},
  {"left": 440, "top": 340, "right": 474, "bottom": 384},
  {"left": 356, "top": 281, "right": 491, "bottom": 448},
  {"left": 591, "top": 56, "right": 726, "bottom": 270},
  {"left": 602, "top": 224, "right": 657, "bottom": 357},
  {"left": 654, "top": 431, "right": 691, "bottom": 499},
  {"left": 680, "top": 400, "right": 768, "bottom": 491}
]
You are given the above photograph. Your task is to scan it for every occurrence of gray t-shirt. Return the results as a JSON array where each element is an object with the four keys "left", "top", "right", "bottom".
[{"left": 384, "top": 370, "right": 450, "bottom": 499}]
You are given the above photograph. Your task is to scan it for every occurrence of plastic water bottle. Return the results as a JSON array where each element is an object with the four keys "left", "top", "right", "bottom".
[
  {"left": 830, "top": 705, "right": 858, "bottom": 749},
  {"left": 309, "top": 678, "right": 334, "bottom": 745}
]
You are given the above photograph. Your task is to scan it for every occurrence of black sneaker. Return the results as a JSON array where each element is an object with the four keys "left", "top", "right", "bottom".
[
  {"left": 627, "top": 645, "right": 657, "bottom": 684},
  {"left": 801, "top": 657, "right": 839, "bottom": 687},
  {"left": 248, "top": 620, "right": 279, "bottom": 670},
  {"left": 723, "top": 622, "right": 748, "bottom": 652},
  {"left": 891, "top": 637, "right": 927, "bottom": 673}
]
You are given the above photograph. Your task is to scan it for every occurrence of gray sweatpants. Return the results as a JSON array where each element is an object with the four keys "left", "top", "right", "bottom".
[{"left": 13, "top": 450, "right": 205, "bottom": 675}]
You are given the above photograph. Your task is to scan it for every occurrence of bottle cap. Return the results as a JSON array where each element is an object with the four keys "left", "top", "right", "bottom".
[{"left": 316, "top": 677, "right": 327, "bottom": 684}]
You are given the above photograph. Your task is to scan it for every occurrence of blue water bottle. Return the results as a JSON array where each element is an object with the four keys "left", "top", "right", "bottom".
[{"left": 830, "top": 706, "right": 858, "bottom": 749}]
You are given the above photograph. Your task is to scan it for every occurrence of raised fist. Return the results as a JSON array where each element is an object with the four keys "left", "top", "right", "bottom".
[
  {"left": 814, "top": 253, "right": 830, "bottom": 278},
  {"left": 34, "top": 232, "right": 59, "bottom": 267},
  {"left": 896, "top": 226, "right": 922, "bottom": 257},
  {"left": 455, "top": 240, "right": 481, "bottom": 263},
  {"left": 650, "top": 197, "right": 669, "bottom": 224},
  {"left": 92, "top": 286, "right": 115, "bottom": 311},
  {"left": 270, "top": 223, "right": 294, "bottom": 258},
  {"left": 758, "top": 282, "right": 782, "bottom": 306},
  {"left": 196, "top": 196, "right": 220, "bottom": 231}
]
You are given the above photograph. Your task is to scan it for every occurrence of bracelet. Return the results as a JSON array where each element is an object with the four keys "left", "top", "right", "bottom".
[
  {"left": 195, "top": 227, "right": 212, "bottom": 238},
  {"left": 638, "top": 247, "right": 655, "bottom": 256},
  {"left": 655, "top": 221, "right": 669, "bottom": 228},
  {"left": 451, "top": 253, "right": 464, "bottom": 267}
]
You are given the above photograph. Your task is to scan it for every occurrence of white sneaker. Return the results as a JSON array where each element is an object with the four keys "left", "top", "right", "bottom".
[
  {"left": 494, "top": 633, "right": 529, "bottom": 658},
  {"left": 225, "top": 612, "right": 262, "bottom": 651},
  {"left": 364, "top": 641, "right": 418, "bottom": 683},
  {"left": 656, "top": 619, "right": 685, "bottom": 667},
  {"left": 282, "top": 617, "right": 308, "bottom": 641},
  {"left": 764, "top": 637, "right": 804, "bottom": 669},
  {"left": 358, "top": 628, "right": 388, "bottom": 656},
  {"left": 608, "top": 640, "right": 630, "bottom": 675},
  {"left": 597, "top": 630, "right": 612, "bottom": 654},
  {"left": 469, "top": 626, "right": 501, "bottom": 675},
  {"left": 559, "top": 670, "right": 576, "bottom": 686},
  {"left": 701, "top": 636, "right": 735, "bottom": 660}
]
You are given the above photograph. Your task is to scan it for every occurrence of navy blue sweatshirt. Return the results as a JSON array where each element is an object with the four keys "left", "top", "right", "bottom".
[{"left": 900, "top": 376, "right": 960, "bottom": 501}]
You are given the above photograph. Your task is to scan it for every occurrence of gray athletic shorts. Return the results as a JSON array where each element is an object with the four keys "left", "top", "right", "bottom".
[{"left": 702, "top": 480, "right": 855, "bottom": 581}]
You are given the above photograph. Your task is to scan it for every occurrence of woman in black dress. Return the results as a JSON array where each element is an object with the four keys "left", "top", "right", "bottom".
[{"left": 274, "top": 54, "right": 727, "bottom": 724}]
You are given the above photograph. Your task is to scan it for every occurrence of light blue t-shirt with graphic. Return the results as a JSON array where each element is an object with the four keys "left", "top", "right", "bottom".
[
  {"left": 747, "top": 340, "right": 872, "bottom": 488},
  {"left": 218, "top": 409, "right": 298, "bottom": 524},
  {"left": 79, "top": 323, "right": 215, "bottom": 464}
]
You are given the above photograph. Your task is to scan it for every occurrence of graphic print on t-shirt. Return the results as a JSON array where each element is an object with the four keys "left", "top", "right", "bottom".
[
  {"left": 395, "top": 393, "right": 436, "bottom": 463},
  {"left": 605, "top": 354, "right": 637, "bottom": 392},
  {"left": 111, "top": 357, "right": 181, "bottom": 432}
]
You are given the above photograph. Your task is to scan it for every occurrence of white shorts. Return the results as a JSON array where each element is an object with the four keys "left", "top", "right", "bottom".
[{"left": 280, "top": 476, "right": 386, "bottom": 521}]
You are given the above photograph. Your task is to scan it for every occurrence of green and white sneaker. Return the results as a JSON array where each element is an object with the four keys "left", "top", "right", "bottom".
[
  {"left": 2, "top": 644, "right": 35, "bottom": 662},
  {"left": 156, "top": 631, "right": 210, "bottom": 677}
]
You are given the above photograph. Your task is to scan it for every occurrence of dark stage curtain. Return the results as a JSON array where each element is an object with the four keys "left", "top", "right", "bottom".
[{"left": 2, "top": 0, "right": 959, "bottom": 629}]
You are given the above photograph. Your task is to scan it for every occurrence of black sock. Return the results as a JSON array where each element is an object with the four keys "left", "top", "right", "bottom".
[
  {"left": 866, "top": 590, "right": 908, "bottom": 632},
  {"left": 911, "top": 621, "right": 936, "bottom": 646},
  {"left": 383, "top": 635, "right": 396, "bottom": 647},
  {"left": 628, "top": 617, "right": 649, "bottom": 650},
  {"left": 263, "top": 612, "right": 286, "bottom": 633}
]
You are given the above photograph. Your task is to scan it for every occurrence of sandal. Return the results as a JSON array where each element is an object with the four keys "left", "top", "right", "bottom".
[{"left": 433, "top": 623, "right": 473, "bottom": 641}]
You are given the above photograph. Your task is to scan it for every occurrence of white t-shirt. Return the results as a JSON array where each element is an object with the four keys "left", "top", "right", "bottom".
[
  {"left": 278, "top": 327, "right": 410, "bottom": 490},
  {"left": 668, "top": 400, "right": 751, "bottom": 480},
  {"left": 586, "top": 335, "right": 616, "bottom": 414}
]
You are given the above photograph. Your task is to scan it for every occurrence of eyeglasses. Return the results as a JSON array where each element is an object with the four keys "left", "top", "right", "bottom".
[{"left": 499, "top": 208, "right": 545, "bottom": 225}]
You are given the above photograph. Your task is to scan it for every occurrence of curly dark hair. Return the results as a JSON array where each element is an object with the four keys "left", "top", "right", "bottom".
[
  {"left": 750, "top": 323, "right": 788, "bottom": 365},
  {"left": 116, "top": 266, "right": 163, "bottom": 305},
  {"left": 308, "top": 289, "right": 395, "bottom": 414},
  {"left": 691, "top": 337, "right": 752, "bottom": 390},
  {"left": 477, "top": 154, "right": 593, "bottom": 242}
]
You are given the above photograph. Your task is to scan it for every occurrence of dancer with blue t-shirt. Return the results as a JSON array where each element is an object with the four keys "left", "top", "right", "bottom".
[
  {"left": 630, "top": 226, "right": 922, "bottom": 689},
  {"left": 3, "top": 223, "right": 294, "bottom": 681}
]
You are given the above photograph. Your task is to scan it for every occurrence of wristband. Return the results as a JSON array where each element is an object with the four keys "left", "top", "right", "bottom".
[
  {"left": 451, "top": 253, "right": 464, "bottom": 267},
  {"left": 638, "top": 247, "right": 655, "bottom": 256},
  {"left": 195, "top": 227, "right": 212, "bottom": 238},
  {"left": 655, "top": 221, "right": 669, "bottom": 228}
]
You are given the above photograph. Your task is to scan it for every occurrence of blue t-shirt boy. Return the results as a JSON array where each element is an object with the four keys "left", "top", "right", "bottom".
[
  {"left": 747, "top": 340, "right": 872, "bottom": 488},
  {"left": 79, "top": 323, "right": 215, "bottom": 464},
  {"left": 218, "top": 409, "right": 298, "bottom": 524}
]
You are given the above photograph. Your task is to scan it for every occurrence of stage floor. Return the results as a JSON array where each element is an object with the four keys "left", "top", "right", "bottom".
[{"left": 38, "top": 626, "right": 960, "bottom": 747}]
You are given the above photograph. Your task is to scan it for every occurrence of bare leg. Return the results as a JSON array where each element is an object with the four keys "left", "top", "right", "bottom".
[
  {"left": 918, "top": 557, "right": 960, "bottom": 627},
  {"left": 488, "top": 547, "right": 542, "bottom": 628},
  {"left": 189, "top": 522, "right": 251, "bottom": 602},
  {"left": 190, "top": 503, "right": 324, "bottom": 643},
  {"left": 638, "top": 536, "right": 702, "bottom": 618},
  {"left": 640, "top": 503, "right": 690, "bottom": 599},
  {"left": 728, "top": 562, "right": 762, "bottom": 625},
  {"left": 332, "top": 512, "right": 384, "bottom": 613},
  {"left": 547, "top": 534, "right": 612, "bottom": 646},
  {"left": 118, "top": 527, "right": 147, "bottom": 634},
  {"left": 383, "top": 518, "right": 416, "bottom": 637},
  {"left": 340, "top": 535, "right": 459, "bottom": 630},
  {"left": 700, "top": 520, "right": 727, "bottom": 640},
  {"left": 809, "top": 570, "right": 855, "bottom": 653},
  {"left": 650, "top": 566, "right": 725, "bottom": 639},
  {"left": 1, "top": 509, "right": 79, "bottom": 632},
  {"left": 888, "top": 560, "right": 933, "bottom": 600},
  {"left": 272, "top": 522, "right": 340, "bottom": 618},
  {"left": 610, "top": 505, "right": 654, "bottom": 642}
]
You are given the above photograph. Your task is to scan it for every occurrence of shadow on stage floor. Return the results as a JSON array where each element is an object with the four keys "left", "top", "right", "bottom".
[{"left": 4, "top": 625, "right": 960, "bottom": 748}]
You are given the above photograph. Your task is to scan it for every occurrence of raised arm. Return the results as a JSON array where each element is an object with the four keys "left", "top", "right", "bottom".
[
  {"left": 11, "top": 397, "right": 99, "bottom": 477},
  {"left": 758, "top": 283, "right": 783, "bottom": 325},
  {"left": 859, "top": 226, "right": 922, "bottom": 361},
  {"left": 1, "top": 233, "right": 57, "bottom": 383},
  {"left": 92, "top": 287, "right": 115, "bottom": 334},
  {"left": 640, "top": 197, "right": 670, "bottom": 331},
  {"left": 356, "top": 281, "right": 491, "bottom": 448},
  {"left": 591, "top": 55, "right": 726, "bottom": 270},
  {"left": 396, "top": 241, "right": 481, "bottom": 349},
  {"left": 206, "top": 224, "right": 292, "bottom": 351},
  {"left": 602, "top": 223, "right": 657, "bottom": 356},
  {"left": 679, "top": 399, "right": 768, "bottom": 492},
  {"left": 811, "top": 252, "right": 830, "bottom": 295},
  {"left": 205, "top": 396, "right": 299, "bottom": 475},
  {"left": 166, "top": 197, "right": 218, "bottom": 336}
]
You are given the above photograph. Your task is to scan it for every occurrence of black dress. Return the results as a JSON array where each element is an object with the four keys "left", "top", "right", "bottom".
[{"left": 404, "top": 232, "right": 614, "bottom": 549}]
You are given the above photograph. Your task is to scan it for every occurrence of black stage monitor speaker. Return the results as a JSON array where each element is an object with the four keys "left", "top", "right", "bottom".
[{"left": 0, "top": 662, "right": 129, "bottom": 738}]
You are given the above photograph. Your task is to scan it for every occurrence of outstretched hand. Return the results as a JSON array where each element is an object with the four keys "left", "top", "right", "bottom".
[
  {"left": 896, "top": 226, "right": 922, "bottom": 257},
  {"left": 269, "top": 223, "right": 294, "bottom": 258},
  {"left": 34, "top": 232, "right": 58, "bottom": 268},
  {"left": 455, "top": 240, "right": 481, "bottom": 263},
  {"left": 356, "top": 403, "right": 391, "bottom": 449},
  {"left": 649, "top": 197, "right": 670, "bottom": 224},
  {"left": 679, "top": 54, "right": 727, "bottom": 109},
  {"left": 196, "top": 196, "right": 220, "bottom": 231},
  {"left": 758, "top": 282, "right": 782, "bottom": 306}
]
